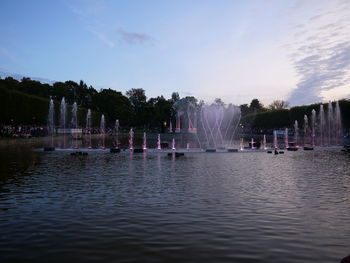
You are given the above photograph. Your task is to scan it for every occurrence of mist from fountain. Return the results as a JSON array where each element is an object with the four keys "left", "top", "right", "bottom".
[
  {"left": 285, "top": 128, "right": 289, "bottom": 148},
  {"left": 240, "top": 138, "right": 244, "bottom": 151}
]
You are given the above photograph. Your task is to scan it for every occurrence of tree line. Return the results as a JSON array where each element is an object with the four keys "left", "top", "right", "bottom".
[{"left": 0, "top": 76, "right": 349, "bottom": 130}]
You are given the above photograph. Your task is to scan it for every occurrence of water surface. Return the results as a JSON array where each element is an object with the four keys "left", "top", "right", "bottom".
[{"left": 0, "top": 142, "right": 349, "bottom": 262}]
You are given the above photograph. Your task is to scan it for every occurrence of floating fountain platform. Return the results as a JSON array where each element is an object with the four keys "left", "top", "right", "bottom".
[
  {"left": 43, "top": 147, "right": 55, "bottom": 151},
  {"left": 206, "top": 149, "right": 216, "bottom": 152},
  {"left": 110, "top": 148, "right": 121, "bottom": 153},
  {"left": 168, "top": 152, "right": 185, "bottom": 158},
  {"left": 133, "top": 148, "right": 144, "bottom": 153},
  {"left": 287, "top": 147, "right": 298, "bottom": 151},
  {"left": 303, "top": 147, "right": 314, "bottom": 151},
  {"left": 227, "top": 149, "right": 238, "bottom": 152},
  {"left": 70, "top": 151, "right": 88, "bottom": 156}
]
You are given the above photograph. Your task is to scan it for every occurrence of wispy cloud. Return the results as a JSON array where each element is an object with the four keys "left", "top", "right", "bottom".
[
  {"left": 118, "top": 29, "right": 155, "bottom": 45},
  {"left": 287, "top": 0, "right": 350, "bottom": 105},
  {"left": 88, "top": 27, "right": 115, "bottom": 48}
]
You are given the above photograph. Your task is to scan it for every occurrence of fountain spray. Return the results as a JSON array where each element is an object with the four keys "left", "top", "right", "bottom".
[
  {"left": 157, "top": 134, "right": 161, "bottom": 150},
  {"left": 129, "top": 128, "right": 134, "bottom": 150},
  {"left": 143, "top": 132, "right": 147, "bottom": 150}
]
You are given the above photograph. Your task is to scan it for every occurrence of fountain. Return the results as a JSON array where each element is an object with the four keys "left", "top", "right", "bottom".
[
  {"left": 157, "top": 134, "right": 161, "bottom": 150},
  {"left": 60, "top": 97, "right": 67, "bottom": 149},
  {"left": 311, "top": 109, "right": 316, "bottom": 147},
  {"left": 303, "top": 115, "right": 309, "bottom": 147},
  {"left": 110, "top": 120, "right": 121, "bottom": 153},
  {"left": 44, "top": 99, "right": 55, "bottom": 151},
  {"left": 250, "top": 138, "right": 255, "bottom": 149},
  {"left": 240, "top": 138, "right": 244, "bottom": 151},
  {"left": 285, "top": 128, "right": 289, "bottom": 149},
  {"left": 172, "top": 138, "right": 176, "bottom": 150},
  {"left": 199, "top": 103, "right": 241, "bottom": 149},
  {"left": 71, "top": 102, "right": 79, "bottom": 149},
  {"left": 129, "top": 128, "right": 134, "bottom": 150},
  {"left": 169, "top": 120, "right": 173, "bottom": 133},
  {"left": 319, "top": 105, "right": 325, "bottom": 146},
  {"left": 327, "top": 101, "right": 333, "bottom": 146},
  {"left": 143, "top": 132, "right": 147, "bottom": 150},
  {"left": 100, "top": 114, "right": 105, "bottom": 149},
  {"left": 263, "top": 134, "right": 267, "bottom": 150},
  {"left": 335, "top": 101, "right": 342, "bottom": 145},
  {"left": 186, "top": 143, "right": 190, "bottom": 150},
  {"left": 86, "top": 109, "right": 92, "bottom": 149},
  {"left": 273, "top": 130, "right": 278, "bottom": 149},
  {"left": 174, "top": 99, "right": 241, "bottom": 150}
]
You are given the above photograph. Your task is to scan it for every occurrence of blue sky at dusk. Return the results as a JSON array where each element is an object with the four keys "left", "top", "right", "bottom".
[{"left": 0, "top": 0, "right": 349, "bottom": 106}]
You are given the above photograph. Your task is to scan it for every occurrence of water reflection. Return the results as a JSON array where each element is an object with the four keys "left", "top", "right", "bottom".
[{"left": 0, "top": 141, "right": 349, "bottom": 262}]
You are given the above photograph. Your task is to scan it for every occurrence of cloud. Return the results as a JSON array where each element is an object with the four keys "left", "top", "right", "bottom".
[
  {"left": 118, "top": 29, "right": 155, "bottom": 45},
  {"left": 87, "top": 27, "right": 115, "bottom": 47},
  {"left": 287, "top": 0, "right": 350, "bottom": 105}
]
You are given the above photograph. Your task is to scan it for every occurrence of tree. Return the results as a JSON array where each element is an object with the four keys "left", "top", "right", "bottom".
[
  {"left": 94, "top": 89, "right": 133, "bottom": 126},
  {"left": 268, "top": 100, "right": 289, "bottom": 110},
  {"left": 126, "top": 88, "right": 146, "bottom": 108},
  {"left": 249, "top": 98, "right": 265, "bottom": 113}
]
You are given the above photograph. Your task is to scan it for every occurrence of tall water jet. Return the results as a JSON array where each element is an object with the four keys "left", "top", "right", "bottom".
[
  {"left": 129, "top": 128, "right": 134, "bottom": 150},
  {"left": 187, "top": 143, "right": 190, "bottom": 150},
  {"left": 60, "top": 97, "right": 66, "bottom": 148},
  {"left": 143, "top": 132, "right": 147, "bottom": 150},
  {"left": 113, "top": 120, "right": 119, "bottom": 149},
  {"left": 335, "top": 101, "right": 342, "bottom": 145},
  {"left": 100, "top": 114, "right": 105, "bottom": 149},
  {"left": 251, "top": 138, "right": 255, "bottom": 149},
  {"left": 48, "top": 98, "right": 55, "bottom": 148},
  {"left": 294, "top": 120, "right": 299, "bottom": 147},
  {"left": 172, "top": 138, "right": 176, "bottom": 150},
  {"left": 169, "top": 120, "right": 173, "bottom": 133},
  {"left": 240, "top": 138, "right": 244, "bottom": 151},
  {"left": 263, "top": 134, "right": 267, "bottom": 150},
  {"left": 319, "top": 104, "right": 325, "bottom": 146},
  {"left": 285, "top": 128, "right": 289, "bottom": 148},
  {"left": 86, "top": 109, "right": 92, "bottom": 149},
  {"left": 311, "top": 109, "right": 316, "bottom": 147},
  {"left": 71, "top": 102, "right": 78, "bottom": 149},
  {"left": 273, "top": 130, "right": 278, "bottom": 149},
  {"left": 157, "top": 134, "right": 161, "bottom": 150},
  {"left": 303, "top": 115, "right": 309, "bottom": 147},
  {"left": 327, "top": 101, "right": 333, "bottom": 146}
]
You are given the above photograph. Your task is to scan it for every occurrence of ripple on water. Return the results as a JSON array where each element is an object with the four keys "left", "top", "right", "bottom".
[{"left": 0, "top": 149, "right": 350, "bottom": 262}]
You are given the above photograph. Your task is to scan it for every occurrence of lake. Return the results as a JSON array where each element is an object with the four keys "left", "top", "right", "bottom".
[{"left": 0, "top": 139, "right": 349, "bottom": 262}]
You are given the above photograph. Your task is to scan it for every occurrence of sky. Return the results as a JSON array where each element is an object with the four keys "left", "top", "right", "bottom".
[{"left": 0, "top": 0, "right": 349, "bottom": 106}]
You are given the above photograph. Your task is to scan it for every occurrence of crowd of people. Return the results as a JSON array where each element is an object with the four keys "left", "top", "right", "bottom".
[{"left": 0, "top": 125, "right": 48, "bottom": 138}]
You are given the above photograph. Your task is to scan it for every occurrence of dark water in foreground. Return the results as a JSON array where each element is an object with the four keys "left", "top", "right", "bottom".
[{"left": 0, "top": 140, "right": 350, "bottom": 262}]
